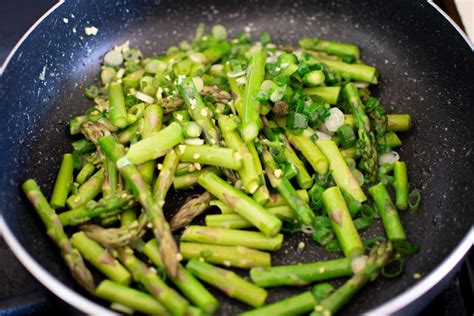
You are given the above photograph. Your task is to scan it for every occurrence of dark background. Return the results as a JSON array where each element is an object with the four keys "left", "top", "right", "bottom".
[{"left": 0, "top": 0, "right": 471, "bottom": 315}]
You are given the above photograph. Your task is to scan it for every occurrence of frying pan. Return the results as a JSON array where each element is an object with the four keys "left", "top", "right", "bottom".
[{"left": 0, "top": 0, "right": 473, "bottom": 314}]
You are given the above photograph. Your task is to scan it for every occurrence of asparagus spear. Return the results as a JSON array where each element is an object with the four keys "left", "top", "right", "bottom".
[
  {"left": 205, "top": 204, "right": 297, "bottom": 229},
  {"left": 387, "top": 114, "right": 412, "bottom": 132},
  {"left": 264, "top": 119, "right": 313, "bottom": 189},
  {"left": 241, "top": 49, "right": 266, "bottom": 142},
  {"left": 116, "top": 247, "right": 189, "bottom": 315},
  {"left": 278, "top": 121, "right": 329, "bottom": 175},
  {"left": 300, "top": 37, "right": 360, "bottom": 58},
  {"left": 248, "top": 141, "right": 270, "bottom": 204},
  {"left": 170, "top": 192, "right": 212, "bottom": 231},
  {"left": 178, "top": 77, "right": 220, "bottom": 146},
  {"left": 142, "top": 240, "right": 220, "bottom": 314},
  {"left": 303, "top": 87, "right": 341, "bottom": 105},
  {"left": 50, "top": 153, "right": 74, "bottom": 209},
  {"left": 179, "top": 144, "right": 242, "bottom": 170},
  {"left": 198, "top": 171, "right": 282, "bottom": 237},
  {"left": 180, "top": 242, "right": 271, "bottom": 269},
  {"left": 71, "top": 232, "right": 131, "bottom": 285},
  {"left": 186, "top": 259, "right": 268, "bottom": 307},
  {"left": 173, "top": 166, "right": 221, "bottom": 190},
  {"left": 22, "top": 180, "right": 95, "bottom": 293},
  {"left": 76, "top": 162, "right": 96, "bottom": 185},
  {"left": 393, "top": 161, "right": 409, "bottom": 210},
  {"left": 344, "top": 114, "right": 411, "bottom": 132},
  {"left": 152, "top": 149, "right": 180, "bottom": 202},
  {"left": 322, "top": 186, "right": 364, "bottom": 258},
  {"left": 108, "top": 82, "right": 128, "bottom": 128},
  {"left": 59, "top": 190, "right": 135, "bottom": 226},
  {"left": 138, "top": 104, "right": 164, "bottom": 185},
  {"left": 369, "top": 183, "right": 407, "bottom": 241},
  {"left": 316, "top": 139, "right": 367, "bottom": 203},
  {"left": 66, "top": 168, "right": 104, "bottom": 209},
  {"left": 219, "top": 115, "right": 260, "bottom": 193},
  {"left": 311, "top": 242, "right": 393, "bottom": 315},
  {"left": 265, "top": 190, "right": 309, "bottom": 207},
  {"left": 321, "top": 59, "right": 378, "bottom": 84},
  {"left": 98, "top": 136, "right": 179, "bottom": 277},
  {"left": 95, "top": 280, "right": 169, "bottom": 315},
  {"left": 121, "top": 209, "right": 137, "bottom": 227},
  {"left": 117, "top": 122, "right": 183, "bottom": 166},
  {"left": 250, "top": 258, "right": 351, "bottom": 287},
  {"left": 240, "top": 291, "right": 317, "bottom": 316},
  {"left": 261, "top": 148, "right": 315, "bottom": 226},
  {"left": 181, "top": 225, "right": 283, "bottom": 251},
  {"left": 102, "top": 156, "right": 119, "bottom": 196},
  {"left": 81, "top": 213, "right": 147, "bottom": 247},
  {"left": 343, "top": 83, "right": 378, "bottom": 181}
]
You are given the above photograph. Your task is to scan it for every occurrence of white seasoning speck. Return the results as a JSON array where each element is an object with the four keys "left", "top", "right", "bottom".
[
  {"left": 63, "top": 17, "right": 69, "bottom": 24},
  {"left": 193, "top": 154, "right": 201, "bottom": 159},
  {"left": 176, "top": 253, "right": 183, "bottom": 261},
  {"left": 157, "top": 163, "right": 163, "bottom": 170},
  {"left": 413, "top": 273, "right": 421, "bottom": 280},
  {"left": 194, "top": 163, "right": 202, "bottom": 170},
  {"left": 84, "top": 26, "right": 98, "bottom": 36},
  {"left": 150, "top": 267, "right": 157, "bottom": 274},
  {"left": 274, "top": 169, "right": 283, "bottom": 178},
  {"left": 176, "top": 114, "right": 183, "bottom": 121},
  {"left": 200, "top": 108, "right": 208, "bottom": 117},
  {"left": 178, "top": 145, "right": 187, "bottom": 154},
  {"left": 223, "top": 260, "right": 231, "bottom": 267},
  {"left": 147, "top": 223, "right": 153, "bottom": 228},
  {"left": 297, "top": 241, "right": 305, "bottom": 250}
]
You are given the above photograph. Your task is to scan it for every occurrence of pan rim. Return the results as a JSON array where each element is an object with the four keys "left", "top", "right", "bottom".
[{"left": 0, "top": 0, "right": 472, "bottom": 314}]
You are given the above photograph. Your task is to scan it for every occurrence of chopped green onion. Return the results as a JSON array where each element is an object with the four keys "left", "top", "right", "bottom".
[
  {"left": 394, "top": 240, "right": 420, "bottom": 255},
  {"left": 312, "top": 226, "right": 334, "bottom": 246},
  {"left": 84, "top": 85, "right": 99, "bottom": 99},
  {"left": 382, "top": 256, "right": 404, "bottom": 278},
  {"left": 212, "top": 24, "right": 227, "bottom": 41},
  {"left": 324, "top": 239, "right": 341, "bottom": 253},
  {"left": 287, "top": 112, "right": 308, "bottom": 129},
  {"left": 337, "top": 124, "right": 356, "bottom": 149},
  {"left": 259, "top": 31, "right": 272, "bottom": 45},
  {"left": 303, "top": 70, "right": 325, "bottom": 86},
  {"left": 408, "top": 188, "right": 421, "bottom": 212}
]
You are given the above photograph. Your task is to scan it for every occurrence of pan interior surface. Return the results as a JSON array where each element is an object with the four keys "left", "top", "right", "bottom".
[{"left": 0, "top": 0, "right": 472, "bottom": 314}]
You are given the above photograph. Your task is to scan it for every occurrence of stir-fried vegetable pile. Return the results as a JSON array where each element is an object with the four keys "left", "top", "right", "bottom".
[{"left": 22, "top": 23, "right": 422, "bottom": 315}]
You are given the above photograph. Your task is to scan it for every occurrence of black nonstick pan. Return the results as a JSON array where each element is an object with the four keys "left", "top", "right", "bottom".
[{"left": 0, "top": 0, "right": 473, "bottom": 314}]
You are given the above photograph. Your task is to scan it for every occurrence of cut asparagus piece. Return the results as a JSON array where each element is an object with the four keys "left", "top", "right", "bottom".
[
  {"left": 369, "top": 183, "right": 407, "bottom": 241},
  {"left": 71, "top": 232, "right": 131, "bottom": 285},
  {"left": 141, "top": 239, "right": 220, "bottom": 314},
  {"left": 98, "top": 136, "right": 179, "bottom": 278},
  {"left": 240, "top": 291, "right": 317, "bottom": 316},
  {"left": 22, "top": 180, "right": 95, "bottom": 293},
  {"left": 179, "top": 144, "right": 242, "bottom": 170},
  {"left": 393, "top": 161, "right": 408, "bottom": 210},
  {"left": 186, "top": 259, "right": 268, "bottom": 307},
  {"left": 118, "top": 122, "right": 183, "bottom": 166},
  {"left": 50, "top": 153, "right": 74, "bottom": 209},
  {"left": 181, "top": 225, "right": 283, "bottom": 251},
  {"left": 67, "top": 168, "right": 104, "bottom": 209},
  {"left": 250, "top": 258, "right": 351, "bottom": 287},
  {"left": 311, "top": 242, "right": 393, "bottom": 315},
  {"left": 180, "top": 242, "right": 271, "bottom": 269},
  {"left": 198, "top": 171, "right": 282, "bottom": 237},
  {"left": 316, "top": 139, "right": 367, "bottom": 203},
  {"left": 116, "top": 247, "right": 189, "bottom": 315},
  {"left": 322, "top": 186, "right": 364, "bottom": 258},
  {"left": 170, "top": 192, "right": 212, "bottom": 231},
  {"left": 95, "top": 280, "right": 169, "bottom": 316}
]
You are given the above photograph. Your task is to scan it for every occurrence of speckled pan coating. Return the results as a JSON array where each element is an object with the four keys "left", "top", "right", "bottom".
[{"left": 0, "top": 0, "right": 473, "bottom": 315}]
